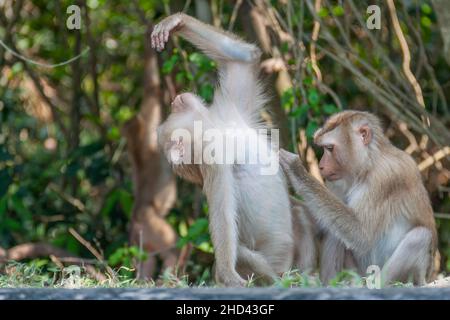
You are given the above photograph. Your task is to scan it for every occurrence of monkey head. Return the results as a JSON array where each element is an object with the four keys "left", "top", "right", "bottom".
[
  {"left": 157, "top": 93, "right": 208, "bottom": 185},
  {"left": 313, "top": 111, "right": 384, "bottom": 182}
]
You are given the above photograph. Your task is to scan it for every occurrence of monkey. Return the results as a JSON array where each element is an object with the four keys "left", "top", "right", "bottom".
[
  {"left": 151, "top": 13, "right": 316, "bottom": 286},
  {"left": 279, "top": 110, "right": 438, "bottom": 286}
]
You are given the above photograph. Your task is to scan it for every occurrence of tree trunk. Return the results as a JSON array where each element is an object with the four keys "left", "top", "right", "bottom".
[{"left": 122, "top": 24, "right": 177, "bottom": 279}]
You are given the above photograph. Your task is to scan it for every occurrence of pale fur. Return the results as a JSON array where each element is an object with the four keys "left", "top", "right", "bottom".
[{"left": 152, "top": 13, "right": 315, "bottom": 286}]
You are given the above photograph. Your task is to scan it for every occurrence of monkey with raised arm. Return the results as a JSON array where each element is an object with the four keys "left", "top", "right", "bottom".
[
  {"left": 152, "top": 13, "right": 317, "bottom": 286},
  {"left": 280, "top": 111, "right": 438, "bottom": 286}
]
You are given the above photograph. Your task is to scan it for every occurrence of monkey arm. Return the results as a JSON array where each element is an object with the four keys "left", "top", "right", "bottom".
[
  {"left": 279, "top": 149, "right": 372, "bottom": 254},
  {"left": 151, "top": 13, "right": 261, "bottom": 63},
  {"left": 151, "top": 13, "right": 264, "bottom": 126}
]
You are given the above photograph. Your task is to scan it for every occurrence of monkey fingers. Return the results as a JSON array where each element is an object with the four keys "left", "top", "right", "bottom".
[{"left": 151, "top": 14, "right": 183, "bottom": 51}]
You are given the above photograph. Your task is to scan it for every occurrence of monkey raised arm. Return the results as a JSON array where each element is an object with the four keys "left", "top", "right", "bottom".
[
  {"left": 151, "top": 13, "right": 261, "bottom": 64},
  {"left": 151, "top": 13, "right": 264, "bottom": 127},
  {"left": 279, "top": 149, "right": 372, "bottom": 254}
]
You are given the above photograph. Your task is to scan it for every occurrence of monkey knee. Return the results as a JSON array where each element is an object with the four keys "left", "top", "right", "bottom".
[{"left": 404, "top": 227, "right": 432, "bottom": 253}]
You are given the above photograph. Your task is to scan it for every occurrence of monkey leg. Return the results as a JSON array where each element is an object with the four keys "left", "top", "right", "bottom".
[
  {"left": 319, "top": 233, "right": 356, "bottom": 285},
  {"left": 237, "top": 245, "right": 277, "bottom": 282},
  {"left": 381, "top": 227, "right": 432, "bottom": 286}
]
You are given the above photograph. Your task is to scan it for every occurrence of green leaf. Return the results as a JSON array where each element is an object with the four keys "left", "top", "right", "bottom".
[
  {"left": 129, "top": 245, "right": 147, "bottom": 260},
  {"left": 332, "top": 5, "right": 345, "bottom": 17},
  {"left": 176, "top": 237, "right": 188, "bottom": 248},
  {"left": 118, "top": 189, "right": 133, "bottom": 218},
  {"left": 162, "top": 54, "right": 179, "bottom": 74},
  {"left": 306, "top": 120, "right": 319, "bottom": 138},
  {"left": 323, "top": 104, "right": 338, "bottom": 115},
  {"left": 421, "top": 4, "right": 432, "bottom": 15},
  {"left": 175, "top": 71, "right": 185, "bottom": 83},
  {"left": 421, "top": 16, "right": 432, "bottom": 28},
  {"left": 178, "top": 218, "right": 210, "bottom": 248},
  {"left": 303, "top": 76, "right": 313, "bottom": 86},
  {"left": 189, "top": 52, "right": 215, "bottom": 71},
  {"left": 307, "top": 89, "right": 320, "bottom": 106},
  {"left": 281, "top": 88, "right": 295, "bottom": 110},
  {"left": 289, "top": 104, "right": 309, "bottom": 119},
  {"left": 318, "top": 7, "right": 329, "bottom": 18},
  {"left": 197, "top": 241, "right": 213, "bottom": 253},
  {"left": 199, "top": 83, "right": 214, "bottom": 103},
  {"left": 11, "top": 62, "right": 23, "bottom": 74},
  {"left": 116, "top": 107, "right": 134, "bottom": 123},
  {"left": 5, "top": 218, "right": 21, "bottom": 231},
  {"left": 107, "top": 126, "right": 121, "bottom": 141},
  {"left": 101, "top": 190, "right": 119, "bottom": 217},
  {"left": 185, "top": 71, "right": 194, "bottom": 81},
  {"left": 108, "top": 247, "right": 125, "bottom": 266},
  {"left": 187, "top": 218, "right": 209, "bottom": 239},
  {"left": 280, "top": 42, "right": 290, "bottom": 54}
]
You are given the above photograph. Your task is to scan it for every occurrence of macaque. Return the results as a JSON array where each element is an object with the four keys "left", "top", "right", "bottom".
[
  {"left": 280, "top": 111, "right": 438, "bottom": 286},
  {"left": 152, "top": 13, "right": 316, "bottom": 286}
]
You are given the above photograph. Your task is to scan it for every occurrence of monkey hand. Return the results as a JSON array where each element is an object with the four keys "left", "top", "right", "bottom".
[
  {"left": 279, "top": 149, "right": 308, "bottom": 187},
  {"left": 151, "top": 13, "right": 184, "bottom": 51},
  {"left": 279, "top": 149, "right": 305, "bottom": 171}
]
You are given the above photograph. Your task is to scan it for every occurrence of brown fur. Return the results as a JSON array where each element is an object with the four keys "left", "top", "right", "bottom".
[{"left": 281, "top": 110, "right": 439, "bottom": 286}]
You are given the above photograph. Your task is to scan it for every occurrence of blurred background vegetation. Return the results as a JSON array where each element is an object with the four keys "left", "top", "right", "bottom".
[{"left": 0, "top": 0, "right": 448, "bottom": 287}]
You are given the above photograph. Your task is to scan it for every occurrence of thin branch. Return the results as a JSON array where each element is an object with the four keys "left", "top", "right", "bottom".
[
  {"left": 418, "top": 147, "right": 450, "bottom": 171},
  {"left": 386, "top": 0, "right": 425, "bottom": 108},
  {"left": 310, "top": 0, "right": 322, "bottom": 82},
  {"left": 228, "top": 0, "right": 243, "bottom": 31}
]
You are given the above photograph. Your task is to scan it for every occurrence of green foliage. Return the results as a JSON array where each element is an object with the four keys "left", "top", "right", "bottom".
[
  {"left": 331, "top": 5, "right": 345, "bottom": 17},
  {"left": 108, "top": 245, "right": 148, "bottom": 277},
  {"left": 177, "top": 218, "right": 213, "bottom": 253},
  {"left": 328, "top": 270, "right": 364, "bottom": 288},
  {"left": 275, "top": 270, "right": 322, "bottom": 288}
]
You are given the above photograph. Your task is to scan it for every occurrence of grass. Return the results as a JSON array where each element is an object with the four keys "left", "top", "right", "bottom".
[{"left": 0, "top": 261, "right": 411, "bottom": 288}]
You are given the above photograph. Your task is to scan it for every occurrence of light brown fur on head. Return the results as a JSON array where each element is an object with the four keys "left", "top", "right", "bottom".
[{"left": 314, "top": 110, "right": 384, "bottom": 145}]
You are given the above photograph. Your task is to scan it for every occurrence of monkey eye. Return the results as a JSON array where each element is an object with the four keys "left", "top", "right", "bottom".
[{"left": 325, "top": 145, "right": 334, "bottom": 152}]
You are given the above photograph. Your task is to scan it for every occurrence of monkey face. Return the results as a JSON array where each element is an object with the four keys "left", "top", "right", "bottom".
[
  {"left": 157, "top": 92, "right": 210, "bottom": 166},
  {"left": 318, "top": 146, "right": 343, "bottom": 181},
  {"left": 315, "top": 113, "right": 376, "bottom": 182},
  {"left": 315, "top": 128, "right": 343, "bottom": 181}
]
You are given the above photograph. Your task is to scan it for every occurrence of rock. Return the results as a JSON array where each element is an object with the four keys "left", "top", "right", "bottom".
[{"left": 0, "top": 287, "right": 450, "bottom": 300}]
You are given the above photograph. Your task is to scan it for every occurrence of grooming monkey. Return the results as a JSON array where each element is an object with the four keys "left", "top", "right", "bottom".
[
  {"left": 280, "top": 111, "right": 438, "bottom": 286},
  {"left": 152, "top": 13, "right": 316, "bottom": 286}
]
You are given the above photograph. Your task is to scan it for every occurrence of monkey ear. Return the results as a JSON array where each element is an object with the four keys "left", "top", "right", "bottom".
[
  {"left": 169, "top": 137, "right": 186, "bottom": 164},
  {"left": 172, "top": 102, "right": 186, "bottom": 113},
  {"left": 359, "top": 125, "right": 372, "bottom": 146}
]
